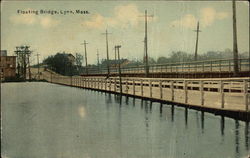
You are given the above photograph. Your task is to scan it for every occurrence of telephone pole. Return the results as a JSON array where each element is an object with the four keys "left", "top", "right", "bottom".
[
  {"left": 36, "top": 53, "right": 40, "bottom": 79},
  {"left": 96, "top": 49, "right": 100, "bottom": 72},
  {"left": 102, "top": 29, "right": 112, "bottom": 77},
  {"left": 81, "top": 40, "right": 89, "bottom": 75},
  {"left": 115, "top": 45, "right": 122, "bottom": 94},
  {"left": 140, "top": 10, "right": 153, "bottom": 77},
  {"left": 232, "top": 0, "right": 239, "bottom": 76},
  {"left": 194, "top": 21, "right": 201, "bottom": 61}
]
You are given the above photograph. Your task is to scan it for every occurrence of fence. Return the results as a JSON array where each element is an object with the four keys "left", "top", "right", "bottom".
[
  {"left": 41, "top": 72, "right": 250, "bottom": 112},
  {"left": 86, "top": 58, "right": 250, "bottom": 75}
]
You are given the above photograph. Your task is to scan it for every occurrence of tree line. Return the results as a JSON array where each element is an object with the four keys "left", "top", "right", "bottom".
[{"left": 42, "top": 49, "right": 249, "bottom": 75}]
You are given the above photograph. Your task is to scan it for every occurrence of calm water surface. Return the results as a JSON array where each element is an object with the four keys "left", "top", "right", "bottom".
[{"left": 1, "top": 82, "right": 250, "bottom": 158}]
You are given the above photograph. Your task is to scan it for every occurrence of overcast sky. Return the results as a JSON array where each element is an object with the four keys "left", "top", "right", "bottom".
[{"left": 1, "top": 1, "right": 249, "bottom": 64}]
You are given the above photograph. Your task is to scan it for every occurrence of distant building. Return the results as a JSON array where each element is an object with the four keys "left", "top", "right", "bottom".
[{"left": 0, "top": 50, "right": 16, "bottom": 80}]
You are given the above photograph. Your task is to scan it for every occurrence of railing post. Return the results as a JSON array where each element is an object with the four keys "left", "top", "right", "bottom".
[
  {"left": 160, "top": 80, "right": 163, "bottom": 99},
  {"left": 98, "top": 78, "right": 100, "bottom": 89},
  {"left": 133, "top": 79, "right": 135, "bottom": 95},
  {"left": 220, "top": 80, "right": 224, "bottom": 109},
  {"left": 149, "top": 80, "right": 152, "bottom": 98},
  {"left": 109, "top": 78, "right": 111, "bottom": 91},
  {"left": 244, "top": 80, "right": 249, "bottom": 111},
  {"left": 114, "top": 78, "right": 117, "bottom": 92},
  {"left": 125, "top": 79, "right": 129, "bottom": 94},
  {"left": 81, "top": 77, "right": 83, "bottom": 88},
  {"left": 184, "top": 80, "right": 188, "bottom": 104},
  {"left": 105, "top": 79, "right": 107, "bottom": 91},
  {"left": 200, "top": 80, "right": 204, "bottom": 106},
  {"left": 141, "top": 79, "right": 143, "bottom": 96},
  {"left": 171, "top": 81, "right": 174, "bottom": 101}
]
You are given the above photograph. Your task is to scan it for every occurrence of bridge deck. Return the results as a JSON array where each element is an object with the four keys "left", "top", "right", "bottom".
[{"left": 36, "top": 69, "right": 249, "bottom": 117}]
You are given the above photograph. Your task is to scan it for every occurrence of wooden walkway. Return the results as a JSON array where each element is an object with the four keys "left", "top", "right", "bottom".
[{"left": 38, "top": 69, "right": 250, "bottom": 116}]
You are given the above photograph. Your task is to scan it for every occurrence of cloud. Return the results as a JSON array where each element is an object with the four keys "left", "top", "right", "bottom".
[
  {"left": 82, "top": 4, "right": 150, "bottom": 29},
  {"left": 170, "top": 14, "right": 197, "bottom": 29},
  {"left": 9, "top": 10, "right": 60, "bottom": 28},
  {"left": 170, "top": 7, "right": 229, "bottom": 29},
  {"left": 82, "top": 14, "right": 106, "bottom": 29},
  {"left": 10, "top": 14, "right": 36, "bottom": 25},
  {"left": 40, "top": 16, "right": 60, "bottom": 28},
  {"left": 200, "top": 7, "right": 229, "bottom": 27}
]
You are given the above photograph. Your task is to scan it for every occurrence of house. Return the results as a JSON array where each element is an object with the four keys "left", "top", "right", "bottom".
[{"left": 0, "top": 50, "right": 16, "bottom": 80}]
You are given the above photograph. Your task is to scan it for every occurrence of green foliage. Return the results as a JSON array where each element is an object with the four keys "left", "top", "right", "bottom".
[{"left": 43, "top": 52, "right": 78, "bottom": 76}]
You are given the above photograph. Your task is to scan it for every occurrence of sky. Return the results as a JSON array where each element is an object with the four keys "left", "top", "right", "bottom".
[{"left": 1, "top": 0, "right": 249, "bottom": 64}]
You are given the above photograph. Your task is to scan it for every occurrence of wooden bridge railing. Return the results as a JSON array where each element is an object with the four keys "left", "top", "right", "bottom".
[
  {"left": 41, "top": 72, "right": 250, "bottom": 112},
  {"left": 84, "top": 58, "right": 250, "bottom": 75}
]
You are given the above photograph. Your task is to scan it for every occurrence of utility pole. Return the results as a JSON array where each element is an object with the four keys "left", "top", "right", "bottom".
[
  {"left": 102, "top": 29, "right": 112, "bottom": 77},
  {"left": 114, "top": 47, "right": 117, "bottom": 67},
  {"left": 36, "top": 53, "right": 40, "bottom": 79},
  {"left": 140, "top": 10, "right": 153, "bottom": 77},
  {"left": 232, "top": 0, "right": 239, "bottom": 76},
  {"left": 116, "top": 45, "right": 122, "bottom": 94},
  {"left": 27, "top": 52, "right": 31, "bottom": 81},
  {"left": 97, "top": 49, "right": 100, "bottom": 72},
  {"left": 26, "top": 46, "right": 32, "bottom": 81},
  {"left": 81, "top": 40, "right": 89, "bottom": 75},
  {"left": 194, "top": 21, "right": 201, "bottom": 61},
  {"left": 15, "top": 45, "right": 32, "bottom": 80}
]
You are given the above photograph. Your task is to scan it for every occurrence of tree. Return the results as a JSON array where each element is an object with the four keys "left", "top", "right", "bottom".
[
  {"left": 75, "top": 53, "right": 83, "bottom": 72},
  {"left": 157, "top": 56, "right": 169, "bottom": 64},
  {"left": 43, "top": 52, "right": 77, "bottom": 76}
]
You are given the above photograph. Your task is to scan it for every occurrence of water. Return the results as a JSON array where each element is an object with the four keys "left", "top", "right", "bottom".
[{"left": 1, "top": 82, "right": 250, "bottom": 158}]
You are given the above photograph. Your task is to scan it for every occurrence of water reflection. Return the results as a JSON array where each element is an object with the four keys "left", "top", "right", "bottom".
[
  {"left": 132, "top": 98, "right": 136, "bottom": 107},
  {"left": 235, "top": 120, "right": 240, "bottom": 158},
  {"left": 171, "top": 105, "right": 174, "bottom": 122},
  {"left": 2, "top": 83, "right": 250, "bottom": 158},
  {"left": 141, "top": 99, "right": 144, "bottom": 109},
  {"left": 149, "top": 101, "right": 152, "bottom": 111},
  {"left": 159, "top": 103, "right": 163, "bottom": 118},
  {"left": 221, "top": 116, "right": 225, "bottom": 136},
  {"left": 125, "top": 96, "right": 129, "bottom": 105},
  {"left": 78, "top": 106, "right": 86, "bottom": 118},
  {"left": 245, "top": 121, "right": 249, "bottom": 151},
  {"left": 185, "top": 107, "right": 188, "bottom": 128}
]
